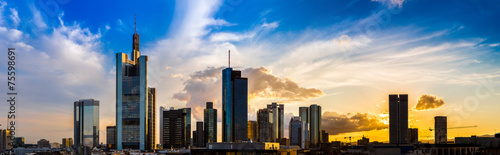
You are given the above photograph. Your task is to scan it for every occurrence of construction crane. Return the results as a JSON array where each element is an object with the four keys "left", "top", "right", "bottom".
[{"left": 429, "top": 125, "right": 477, "bottom": 131}]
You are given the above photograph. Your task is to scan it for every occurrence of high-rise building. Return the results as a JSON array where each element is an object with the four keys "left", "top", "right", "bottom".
[
  {"left": 106, "top": 126, "right": 117, "bottom": 149},
  {"left": 13, "top": 137, "right": 24, "bottom": 148},
  {"left": 321, "top": 130, "right": 329, "bottom": 143},
  {"left": 248, "top": 121, "right": 258, "bottom": 141},
  {"left": 299, "top": 107, "right": 310, "bottom": 148},
  {"left": 69, "top": 138, "right": 74, "bottom": 148},
  {"left": 267, "top": 103, "right": 284, "bottom": 142},
  {"left": 222, "top": 67, "right": 248, "bottom": 142},
  {"left": 389, "top": 94, "right": 408, "bottom": 144},
  {"left": 289, "top": 116, "right": 304, "bottom": 148},
  {"left": 37, "top": 139, "right": 50, "bottom": 148},
  {"left": 160, "top": 107, "right": 191, "bottom": 148},
  {"left": 204, "top": 102, "right": 217, "bottom": 144},
  {"left": 62, "top": 138, "right": 71, "bottom": 148},
  {"left": 116, "top": 23, "right": 151, "bottom": 150},
  {"left": 0, "top": 129, "right": 12, "bottom": 153},
  {"left": 435, "top": 116, "right": 447, "bottom": 144},
  {"left": 408, "top": 128, "right": 418, "bottom": 144},
  {"left": 147, "top": 87, "right": 156, "bottom": 150},
  {"left": 309, "top": 104, "right": 322, "bottom": 147},
  {"left": 257, "top": 108, "right": 273, "bottom": 142},
  {"left": 194, "top": 122, "right": 204, "bottom": 147},
  {"left": 74, "top": 99, "right": 99, "bottom": 150},
  {"left": 183, "top": 108, "right": 191, "bottom": 147}
]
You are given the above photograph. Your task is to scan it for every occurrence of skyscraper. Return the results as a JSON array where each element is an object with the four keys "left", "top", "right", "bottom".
[
  {"left": 74, "top": 99, "right": 99, "bottom": 151},
  {"left": 389, "top": 94, "right": 408, "bottom": 144},
  {"left": 435, "top": 116, "right": 447, "bottom": 144},
  {"left": 267, "top": 103, "right": 284, "bottom": 142},
  {"left": 248, "top": 121, "right": 258, "bottom": 141},
  {"left": 160, "top": 107, "right": 191, "bottom": 148},
  {"left": 183, "top": 108, "right": 191, "bottom": 147},
  {"left": 222, "top": 67, "right": 248, "bottom": 142},
  {"left": 147, "top": 87, "right": 156, "bottom": 150},
  {"left": 194, "top": 122, "right": 204, "bottom": 147},
  {"left": 309, "top": 104, "right": 321, "bottom": 147},
  {"left": 257, "top": 108, "right": 273, "bottom": 142},
  {"left": 204, "top": 102, "right": 217, "bottom": 144},
  {"left": 289, "top": 116, "right": 304, "bottom": 148},
  {"left": 299, "top": 107, "right": 310, "bottom": 147},
  {"left": 106, "top": 126, "right": 116, "bottom": 149},
  {"left": 0, "top": 129, "right": 12, "bottom": 153},
  {"left": 321, "top": 130, "right": 329, "bottom": 143},
  {"left": 116, "top": 23, "right": 150, "bottom": 150},
  {"left": 408, "top": 128, "right": 418, "bottom": 144}
]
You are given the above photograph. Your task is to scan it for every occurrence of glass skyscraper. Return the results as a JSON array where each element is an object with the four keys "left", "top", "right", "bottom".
[
  {"left": 159, "top": 107, "right": 191, "bottom": 148},
  {"left": 289, "top": 116, "right": 304, "bottom": 148},
  {"left": 116, "top": 27, "right": 152, "bottom": 150},
  {"left": 147, "top": 87, "right": 156, "bottom": 150},
  {"left": 309, "top": 104, "right": 321, "bottom": 147},
  {"left": 389, "top": 94, "right": 408, "bottom": 144},
  {"left": 267, "top": 103, "right": 284, "bottom": 142},
  {"left": 435, "top": 116, "right": 447, "bottom": 144},
  {"left": 74, "top": 99, "right": 99, "bottom": 151},
  {"left": 222, "top": 68, "right": 248, "bottom": 142},
  {"left": 257, "top": 108, "right": 273, "bottom": 142},
  {"left": 204, "top": 102, "right": 217, "bottom": 144}
]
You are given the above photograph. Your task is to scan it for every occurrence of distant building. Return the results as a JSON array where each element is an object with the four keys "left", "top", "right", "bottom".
[
  {"left": 160, "top": 107, "right": 191, "bottom": 148},
  {"left": 415, "top": 144, "right": 479, "bottom": 154},
  {"left": 61, "top": 138, "right": 71, "bottom": 148},
  {"left": 408, "top": 128, "right": 418, "bottom": 144},
  {"left": 37, "top": 139, "right": 50, "bottom": 148},
  {"left": 194, "top": 122, "right": 204, "bottom": 147},
  {"left": 248, "top": 121, "right": 258, "bottom": 141},
  {"left": 106, "top": 126, "right": 116, "bottom": 149},
  {"left": 50, "top": 142, "right": 61, "bottom": 149},
  {"left": 267, "top": 103, "right": 284, "bottom": 142},
  {"left": 389, "top": 94, "right": 408, "bottom": 144},
  {"left": 257, "top": 108, "right": 273, "bottom": 142},
  {"left": 357, "top": 136, "right": 369, "bottom": 145},
  {"left": 289, "top": 116, "right": 304, "bottom": 148},
  {"left": 321, "top": 130, "right": 329, "bottom": 143},
  {"left": 435, "top": 116, "right": 447, "bottom": 144},
  {"left": 147, "top": 87, "right": 157, "bottom": 150},
  {"left": 190, "top": 142, "right": 295, "bottom": 155},
  {"left": 309, "top": 104, "right": 322, "bottom": 147},
  {"left": 0, "top": 129, "right": 12, "bottom": 153},
  {"left": 204, "top": 102, "right": 217, "bottom": 144},
  {"left": 222, "top": 67, "right": 248, "bottom": 142},
  {"left": 13, "top": 137, "right": 24, "bottom": 148},
  {"left": 74, "top": 99, "right": 99, "bottom": 151}
]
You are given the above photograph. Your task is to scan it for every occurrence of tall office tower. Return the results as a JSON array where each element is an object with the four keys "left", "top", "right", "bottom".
[
  {"left": 257, "top": 108, "right": 274, "bottom": 142},
  {"left": 74, "top": 99, "right": 99, "bottom": 150},
  {"left": 194, "top": 122, "right": 204, "bottom": 147},
  {"left": 107, "top": 126, "right": 117, "bottom": 149},
  {"left": 204, "top": 102, "right": 217, "bottom": 144},
  {"left": 321, "top": 130, "right": 329, "bottom": 143},
  {"left": 267, "top": 103, "right": 284, "bottom": 142},
  {"left": 0, "top": 129, "right": 12, "bottom": 153},
  {"left": 289, "top": 116, "right": 304, "bottom": 148},
  {"left": 248, "top": 121, "right": 258, "bottom": 141},
  {"left": 389, "top": 94, "right": 408, "bottom": 144},
  {"left": 62, "top": 138, "right": 69, "bottom": 148},
  {"left": 435, "top": 116, "right": 447, "bottom": 144},
  {"left": 222, "top": 67, "right": 248, "bottom": 142},
  {"left": 183, "top": 108, "right": 191, "bottom": 147},
  {"left": 116, "top": 24, "right": 150, "bottom": 150},
  {"left": 408, "top": 128, "right": 418, "bottom": 144},
  {"left": 309, "top": 104, "right": 322, "bottom": 147},
  {"left": 299, "top": 107, "right": 310, "bottom": 147},
  {"left": 160, "top": 107, "right": 191, "bottom": 148},
  {"left": 147, "top": 87, "right": 156, "bottom": 150}
]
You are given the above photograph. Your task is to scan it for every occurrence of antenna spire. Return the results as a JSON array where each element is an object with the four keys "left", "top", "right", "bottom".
[
  {"left": 134, "top": 14, "right": 137, "bottom": 34},
  {"left": 228, "top": 50, "right": 230, "bottom": 68}
]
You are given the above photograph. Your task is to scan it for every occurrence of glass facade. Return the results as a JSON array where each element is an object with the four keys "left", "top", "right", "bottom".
[
  {"left": 257, "top": 108, "right": 273, "bottom": 142},
  {"left": 267, "top": 103, "right": 284, "bottom": 142},
  {"left": 116, "top": 30, "right": 149, "bottom": 150},
  {"left": 247, "top": 121, "right": 258, "bottom": 141},
  {"left": 74, "top": 99, "right": 99, "bottom": 151},
  {"left": 389, "top": 94, "right": 408, "bottom": 144},
  {"left": 147, "top": 88, "right": 156, "bottom": 150},
  {"left": 106, "top": 126, "right": 116, "bottom": 149},
  {"left": 289, "top": 116, "right": 303, "bottom": 148},
  {"left": 222, "top": 68, "right": 248, "bottom": 142},
  {"left": 160, "top": 107, "right": 189, "bottom": 148},
  {"left": 309, "top": 104, "right": 321, "bottom": 147},
  {"left": 183, "top": 108, "right": 191, "bottom": 147},
  {"left": 204, "top": 102, "right": 217, "bottom": 144}
]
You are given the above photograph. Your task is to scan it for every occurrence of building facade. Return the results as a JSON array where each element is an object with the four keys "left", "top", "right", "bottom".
[
  {"left": 106, "top": 126, "right": 116, "bottom": 149},
  {"left": 408, "top": 128, "right": 418, "bottom": 144},
  {"left": 321, "top": 130, "right": 329, "bottom": 143},
  {"left": 289, "top": 116, "right": 304, "bottom": 148},
  {"left": 74, "top": 99, "right": 99, "bottom": 150},
  {"left": 0, "top": 129, "right": 12, "bottom": 153},
  {"left": 267, "top": 103, "right": 284, "bottom": 142},
  {"left": 194, "top": 122, "right": 204, "bottom": 147},
  {"left": 435, "top": 116, "right": 447, "bottom": 144},
  {"left": 37, "top": 139, "right": 50, "bottom": 148},
  {"left": 147, "top": 88, "right": 156, "bottom": 150},
  {"left": 222, "top": 68, "right": 248, "bottom": 142},
  {"left": 309, "top": 104, "right": 322, "bottom": 147},
  {"left": 389, "top": 94, "right": 408, "bottom": 144},
  {"left": 204, "top": 102, "right": 217, "bottom": 144},
  {"left": 257, "top": 108, "right": 273, "bottom": 142},
  {"left": 299, "top": 107, "right": 310, "bottom": 147},
  {"left": 116, "top": 27, "right": 152, "bottom": 150},
  {"left": 248, "top": 121, "right": 258, "bottom": 141},
  {"left": 160, "top": 107, "right": 191, "bottom": 148}
]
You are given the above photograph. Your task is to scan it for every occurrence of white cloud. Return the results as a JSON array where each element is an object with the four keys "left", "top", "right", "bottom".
[
  {"left": 261, "top": 21, "right": 279, "bottom": 29},
  {"left": 372, "top": 0, "right": 405, "bottom": 8},
  {"left": 9, "top": 8, "right": 20, "bottom": 27},
  {"left": 29, "top": 3, "right": 47, "bottom": 28}
]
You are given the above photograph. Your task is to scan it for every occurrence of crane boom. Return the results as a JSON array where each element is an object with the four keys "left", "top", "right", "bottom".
[{"left": 429, "top": 125, "right": 477, "bottom": 131}]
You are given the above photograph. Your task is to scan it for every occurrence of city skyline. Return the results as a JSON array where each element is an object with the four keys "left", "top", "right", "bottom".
[{"left": 1, "top": 0, "right": 500, "bottom": 145}]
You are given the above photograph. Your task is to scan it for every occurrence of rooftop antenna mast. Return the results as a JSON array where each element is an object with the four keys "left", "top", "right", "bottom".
[
  {"left": 134, "top": 14, "right": 137, "bottom": 33},
  {"left": 228, "top": 50, "right": 230, "bottom": 68}
]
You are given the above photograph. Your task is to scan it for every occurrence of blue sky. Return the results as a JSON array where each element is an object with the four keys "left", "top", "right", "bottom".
[{"left": 1, "top": 0, "right": 500, "bottom": 144}]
